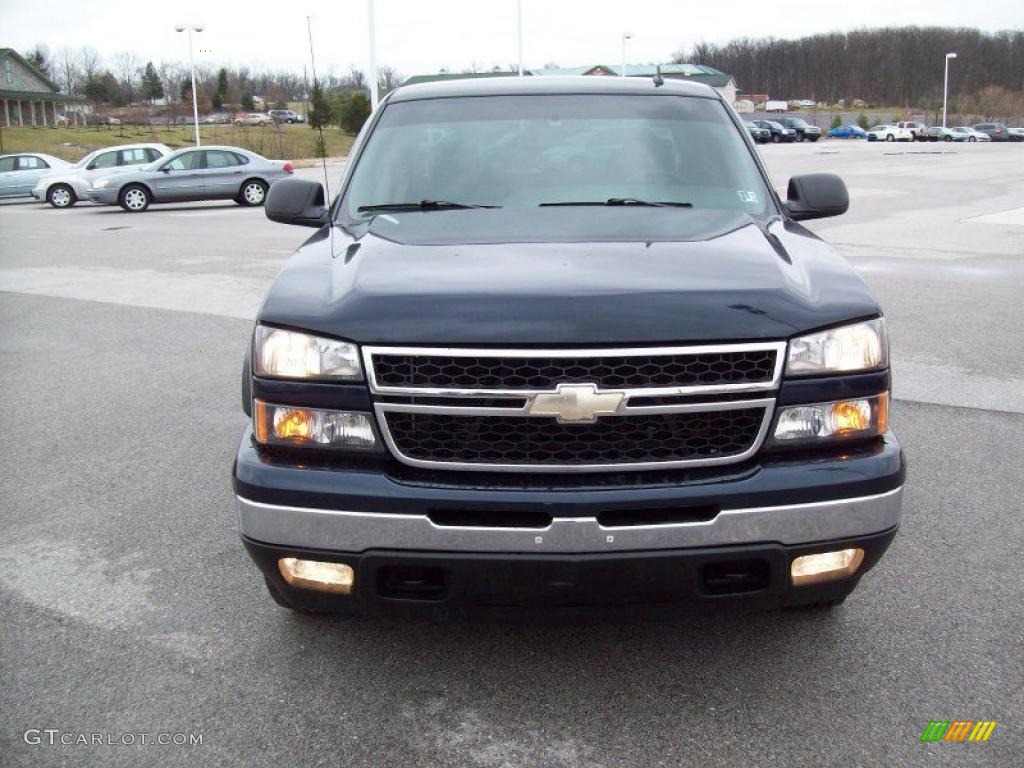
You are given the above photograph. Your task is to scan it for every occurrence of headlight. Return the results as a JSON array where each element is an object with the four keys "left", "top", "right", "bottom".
[
  {"left": 769, "top": 393, "right": 888, "bottom": 446},
  {"left": 253, "top": 325, "right": 362, "bottom": 380},
  {"left": 254, "top": 400, "right": 378, "bottom": 451},
  {"left": 786, "top": 319, "right": 887, "bottom": 376}
]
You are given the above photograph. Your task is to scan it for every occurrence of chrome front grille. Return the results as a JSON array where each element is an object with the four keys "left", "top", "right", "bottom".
[
  {"left": 370, "top": 348, "right": 778, "bottom": 391},
  {"left": 364, "top": 343, "right": 785, "bottom": 472}
]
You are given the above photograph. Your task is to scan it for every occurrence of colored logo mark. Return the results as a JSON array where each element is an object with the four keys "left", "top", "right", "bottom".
[{"left": 920, "top": 721, "right": 997, "bottom": 742}]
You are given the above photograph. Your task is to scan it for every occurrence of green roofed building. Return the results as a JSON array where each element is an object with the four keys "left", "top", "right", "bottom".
[{"left": 0, "top": 48, "right": 86, "bottom": 127}]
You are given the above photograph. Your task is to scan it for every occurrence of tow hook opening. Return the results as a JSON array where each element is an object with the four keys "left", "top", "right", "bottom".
[
  {"left": 701, "top": 558, "right": 771, "bottom": 595},
  {"left": 377, "top": 565, "right": 447, "bottom": 601}
]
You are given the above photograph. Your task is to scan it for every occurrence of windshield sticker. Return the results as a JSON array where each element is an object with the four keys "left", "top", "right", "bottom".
[{"left": 737, "top": 190, "right": 758, "bottom": 204}]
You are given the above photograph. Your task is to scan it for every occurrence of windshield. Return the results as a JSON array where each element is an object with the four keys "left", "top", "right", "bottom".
[{"left": 341, "top": 94, "right": 772, "bottom": 224}]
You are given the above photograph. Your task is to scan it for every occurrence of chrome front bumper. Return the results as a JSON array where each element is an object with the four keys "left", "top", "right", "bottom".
[{"left": 237, "top": 486, "right": 903, "bottom": 554}]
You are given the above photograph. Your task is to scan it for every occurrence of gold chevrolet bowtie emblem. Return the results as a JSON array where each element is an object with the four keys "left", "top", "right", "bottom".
[{"left": 528, "top": 383, "right": 625, "bottom": 424}]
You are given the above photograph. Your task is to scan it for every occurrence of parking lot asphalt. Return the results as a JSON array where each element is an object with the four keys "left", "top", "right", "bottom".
[{"left": 1, "top": 143, "right": 1021, "bottom": 767}]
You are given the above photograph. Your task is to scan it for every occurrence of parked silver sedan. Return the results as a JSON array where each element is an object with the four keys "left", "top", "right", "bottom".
[
  {"left": 84, "top": 146, "right": 294, "bottom": 212},
  {"left": 0, "top": 153, "right": 70, "bottom": 199},
  {"left": 31, "top": 143, "right": 171, "bottom": 208}
]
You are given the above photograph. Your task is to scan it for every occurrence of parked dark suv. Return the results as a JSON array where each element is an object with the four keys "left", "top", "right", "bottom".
[
  {"left": 237, "top": 77, "right": 904, "bottom": 618},
  {"left": 268, "top": 109, "right": 305, "bottom": 124},
  {"left": 777, "top": 117, "right": 822, "bottom": 142},
  {"left": 972, "top": 123, "right": 1016, "bottom": 142},
  {"left": 752, "top": 119, "right": 797, "bottom": 143}
]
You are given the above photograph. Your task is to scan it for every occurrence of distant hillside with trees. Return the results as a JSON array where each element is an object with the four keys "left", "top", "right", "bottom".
[{"left": 674, "top": 26, "right": 1024, "bottom": 111}]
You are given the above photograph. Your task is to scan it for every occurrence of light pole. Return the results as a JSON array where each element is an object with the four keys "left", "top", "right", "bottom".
[
  {"left": 367, "top": 0, "right": 379, "bottom": 111},
  {"left": 175, "top": 24, "right": 203, "bottom": 147},
  {"left": 942, "top": 52, "right": 957, "bottom": 128},
  {"left": 516, "top": 0, "right": 524, "bottom": 76},
  {"left": 621, "top": 33, "right": 632, "bottom": 77}
]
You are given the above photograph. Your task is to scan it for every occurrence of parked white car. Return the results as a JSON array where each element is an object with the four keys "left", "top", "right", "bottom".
[
  {"left": 31, "top": 143, "right": 172, "bottom": 208},
  {"left": 951, "top": 126, "right": 991, "bottom": 142},
  {"left": 866, "top": 124, "right": 913, "bottom": 142},
  {"left": 0, "top": 153, "right": 70, "bottom": 199}
]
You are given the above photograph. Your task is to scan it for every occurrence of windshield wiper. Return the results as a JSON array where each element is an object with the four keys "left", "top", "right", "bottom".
[
  {"left": 539, "top": 198, "right": 692, "bottom": 208},
  {"left": 357, "top": 200, "right": 500, "bottom": 213}
]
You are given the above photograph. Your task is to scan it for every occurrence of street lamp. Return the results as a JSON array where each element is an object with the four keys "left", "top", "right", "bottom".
[
  {"left": 516, "top": 0, "right": 524, "bottom": 76},
  {"left": 175, "top": 24, "right": 204, "bottom": 147},
  {"left": 367, "top": 0, "right": 379, "bottom": 111},
  {"left": 621, "top": 33, "right": 632, "bottom": 77},
  {"left": 942, "top": 52, "right": 957, "bottom": 129}
]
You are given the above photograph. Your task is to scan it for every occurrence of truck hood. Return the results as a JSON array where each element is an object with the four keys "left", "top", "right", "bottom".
[{"left": 258, "top": 211, "right": 880, "bottom": 345}]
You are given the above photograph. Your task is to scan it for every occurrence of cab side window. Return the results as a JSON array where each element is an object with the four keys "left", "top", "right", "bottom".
[
  {"left": 17, "top": 156, "right": 49, "bottom": 170},
  {"left": 88, "top": 151, "right": 119, "bottom": 170},
  {"left": 0, "top": 157, "right": 16, "bottom": 172},
  {"left": 163, "top": 151, "right": 203, "bottom": 171},
  {"left": 205, "top": 150, "right": 243, "bottom": 168},
  {"left": 119, "top": 148, "right": 151, "bottom": 165}
]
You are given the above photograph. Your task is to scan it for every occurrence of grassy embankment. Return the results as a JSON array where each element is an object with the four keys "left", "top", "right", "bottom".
[{"left": 0, "top": 124, "right": 355, "bottom": 163}]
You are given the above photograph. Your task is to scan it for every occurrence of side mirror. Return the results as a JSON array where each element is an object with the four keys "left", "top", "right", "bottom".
[
  {"left": 785, "top": 173, "right": 849, "bottom": 221},
  {"left": 265, "top": 178, "right": 329, "bottom": 228},
  {"left": 160, "top": 167, "right": 171, "bottom": 173}
]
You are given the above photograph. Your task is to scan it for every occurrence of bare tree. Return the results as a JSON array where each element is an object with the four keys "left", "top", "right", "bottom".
[
  {"left": 55, "top": 47, "right": 80, "bottom": 95},
  {"left": 112, "top": 51, "right": 141, "bottom": 105},
  {"left": 377, "top": 65, "right": 402, "bottom": 94},
  {"left": 78, "top": 46, "right": 101, "bottom": 83}
]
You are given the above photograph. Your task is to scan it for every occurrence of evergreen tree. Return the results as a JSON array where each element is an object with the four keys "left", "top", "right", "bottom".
[
  {"left": 241, "top": 91, "right": 255, "bottom": 111},
  {"left": 214, "top": 68, "right": 228, "bottom": 109},
  {"left": 340, "top": 92, "right": 371, "bottom": 134},
  {"left": 141, "top": 62, "right": 163, "bottom": 102},
  {"left": 308, "top": 80, "right": 331, "bottom": 129}
]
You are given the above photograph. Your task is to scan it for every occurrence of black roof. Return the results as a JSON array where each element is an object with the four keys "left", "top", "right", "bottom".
[{"left": 388, "top": 75, "right": 719, "bottom": 103}]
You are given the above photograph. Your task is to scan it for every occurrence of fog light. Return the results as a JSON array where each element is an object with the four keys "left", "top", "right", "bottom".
[
  {"left": 791, "top": 548, "right": 865, "bottom": 586},
  {"left": 278, "top": 557, "right": 355, "bottom": 594}
]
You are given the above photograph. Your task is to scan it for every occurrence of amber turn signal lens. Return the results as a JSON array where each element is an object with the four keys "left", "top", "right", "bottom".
[
  {"left": 832, "top": 399, "right": 871, "bottom": 433},
  {"left": 274, "top": 408, "right": 314, "bottom": 440}
]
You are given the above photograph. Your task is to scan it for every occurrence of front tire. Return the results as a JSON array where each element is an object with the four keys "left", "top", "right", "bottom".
[
  {"left": 943, "top": 135, "right": 953, "bottom": 141},
  {"left": 47, "top": 183, "right": 76, "bottom": 209},
  {"left": 969, "top": 136, "right": 977, "bottom": 142},
  {"left": 239, "top": 179, "right": 268, "bottom": 206},
  {"left": 886, "top": 134, "right": 895, "bottom": 142},
  {"left": 772, "top": 134, "right": 780, "bottom": 143},
  {"left": 119, "top": 184, "right": 150, "bottom": 212}
]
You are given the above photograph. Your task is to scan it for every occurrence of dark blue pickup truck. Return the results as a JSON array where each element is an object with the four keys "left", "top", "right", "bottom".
[{"left": 234, "top": 76, "right": 903, "bottom": 618}]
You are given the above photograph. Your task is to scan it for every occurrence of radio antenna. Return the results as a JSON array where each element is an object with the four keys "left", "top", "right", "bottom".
[{"left": 307, "top": 15, "right": 335, "bottom": 252}]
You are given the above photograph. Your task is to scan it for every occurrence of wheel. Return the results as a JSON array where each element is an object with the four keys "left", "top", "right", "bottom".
[
  {"left": 234, "top": 120, "right": 242, "bottom": 127},
  {"left": 47, "top": 183, "right": 76, "bottom": 209},
  {"left": 119, "top": 184, "right": 150, "bottom": 212},
  {"left": 239, "top": 179, "right": 268, "bottom": 206},
  {"left": 886, "top": 134, "right": 895, "bottom": 142},
  {"left": 796, "top": 133, "right": 804, "bottom": 142},
  {"left": 969, "top": 136, "right": 977, "bottom": 142},
  {"left": 286, "top": 118, "right": 295, "bottom": 124},
  {"left": 809, "top": 136, "right": 819, "bottom": 142},
  {"left": 943, "top": 135, "right": 953, "bottom": 141},
  {"left": 772, "top": 134, "right": 780, "bottom": 143}
]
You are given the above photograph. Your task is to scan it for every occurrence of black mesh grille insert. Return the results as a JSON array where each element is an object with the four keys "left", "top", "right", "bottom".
[
  {"left": 384, "top": 409, "right": 765, "bottom": 466},
  {"left": 372, "top": 350, "right": 777, "bottom": 390}
]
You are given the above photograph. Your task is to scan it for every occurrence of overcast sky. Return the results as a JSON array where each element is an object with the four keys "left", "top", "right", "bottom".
[{"left": 5, "top": 0, "right": 1022, "bottom": 78}]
